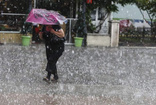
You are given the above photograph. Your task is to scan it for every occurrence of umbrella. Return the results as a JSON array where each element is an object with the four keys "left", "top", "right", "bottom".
[{"left": 26, "top": 9, "right": 67, "bottom": 25}]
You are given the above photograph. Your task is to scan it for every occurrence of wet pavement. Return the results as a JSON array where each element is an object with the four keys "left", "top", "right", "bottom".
[{"left": 1, "top": 44, "right": 156, "bottom": 104}]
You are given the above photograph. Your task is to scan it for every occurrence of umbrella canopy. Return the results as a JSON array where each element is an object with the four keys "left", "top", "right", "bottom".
[{"left": 26, "top": 9, "right": 67, "bottom": 25}]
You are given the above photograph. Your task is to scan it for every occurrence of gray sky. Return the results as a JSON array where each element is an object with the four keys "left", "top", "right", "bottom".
[{"left": 113, "top": 4, "right": 149, "bottom": 20}]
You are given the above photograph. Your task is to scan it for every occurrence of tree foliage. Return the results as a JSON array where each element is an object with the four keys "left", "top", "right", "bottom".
[
  {"left": 135, "top": 0, "right": 156, "bottom": 20},
  {"left": 74, "top": 0, "right": 138, "bottom": 33},
  {"left": 134, "top": 0, "right": 156, "bottom": 35},
  {"left": 36, "top": 0, "right": 156, "bottom": 33}
]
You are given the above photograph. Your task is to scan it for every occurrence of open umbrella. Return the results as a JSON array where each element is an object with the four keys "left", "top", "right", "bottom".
[{"left": 26, "top": 9, "right": 67, "bottom": 25}]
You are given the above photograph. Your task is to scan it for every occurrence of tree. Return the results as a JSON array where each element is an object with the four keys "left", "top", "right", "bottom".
[
  {"left": 135, "top": 0, "right": 156, "bottom": 35},
  {"left": 73, "top": 0, "right": 138, "bottom": 46},
  {"left": 73, "top": 0, "right": 138, "bottom": 34}
]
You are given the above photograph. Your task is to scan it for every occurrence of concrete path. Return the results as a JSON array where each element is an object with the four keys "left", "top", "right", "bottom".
[{"left": 0, "top": 44, "right": 156, "bottom": 105}]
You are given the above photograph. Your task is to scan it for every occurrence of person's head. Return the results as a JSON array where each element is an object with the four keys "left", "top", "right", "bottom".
[{"left": 45, "top": 25, "right": 52, "bottom": 32}]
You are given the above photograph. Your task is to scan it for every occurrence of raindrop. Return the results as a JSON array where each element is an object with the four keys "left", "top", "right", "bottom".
[
  {"left": 41, "top": 100, "right": 45, "bottom": 103},
  {"left": 150, "top": 69, "right": 155, "bottom": 73},
  {"left": 47, "top": 46, "right": 49, "bottom": 49}
]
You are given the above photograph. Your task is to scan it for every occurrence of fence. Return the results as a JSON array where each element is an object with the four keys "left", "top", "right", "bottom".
[{"left": 119, "top": 27, "right": 156, "bottom": 46}]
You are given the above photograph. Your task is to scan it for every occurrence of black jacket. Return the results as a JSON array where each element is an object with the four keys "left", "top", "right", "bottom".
[{"left": 42, "top": 25, "right": 65, "bottom": 44}]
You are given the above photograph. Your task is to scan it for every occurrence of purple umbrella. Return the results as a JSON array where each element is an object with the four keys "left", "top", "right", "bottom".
[{"left": 26, "top": 9, "right": 67, "bottom": 25}]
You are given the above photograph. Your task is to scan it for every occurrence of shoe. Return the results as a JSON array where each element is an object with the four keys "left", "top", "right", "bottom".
[
  {"left": 51, "top": 74, "right": 58, "bottom": 82},
  {"left": 54, "top": 74, "right": 59, "bottom": 80},
  {"left": 43, "top": 77, "right": 51, "bottom": 84}
]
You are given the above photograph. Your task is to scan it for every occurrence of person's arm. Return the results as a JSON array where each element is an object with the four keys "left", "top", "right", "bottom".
[{"left": 50, "top": 28, "right": 65, "bottom": 38}]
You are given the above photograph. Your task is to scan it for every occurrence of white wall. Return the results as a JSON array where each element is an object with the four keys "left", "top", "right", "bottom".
[{"left": 91, "top": 8, "right": 110, "bottom": 35}]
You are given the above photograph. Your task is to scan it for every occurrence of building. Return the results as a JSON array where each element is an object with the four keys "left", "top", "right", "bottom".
[{"left": 0, "top": 0, "right": 110, "bottom": 45}]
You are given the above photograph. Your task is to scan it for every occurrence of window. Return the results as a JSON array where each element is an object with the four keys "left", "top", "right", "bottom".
[
  {"left": 98, "top": 8, "right": 106, "bottom": 20},
  {"left": 91, "top": 9, "right": 96, "bottom": 21},
  {"left": 90, "top": 8, "right": 107, "bottom": 21},
  {"left": 0, "top": 0, "right": 30, "bottom": 32},
  {"left": 0, "top": 14, "right": 26, "bottom": 31}
]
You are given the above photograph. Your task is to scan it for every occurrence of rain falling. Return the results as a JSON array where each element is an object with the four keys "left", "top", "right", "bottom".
[{"left": 0, "top": 0, "right": 156, "bottom": 105}]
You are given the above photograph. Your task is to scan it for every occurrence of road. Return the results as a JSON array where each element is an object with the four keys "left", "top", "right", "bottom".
[{"left": 0, "top": 44, "right": 156, "bottom": 105}]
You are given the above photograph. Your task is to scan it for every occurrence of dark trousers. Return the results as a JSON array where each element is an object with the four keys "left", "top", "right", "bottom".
[{"left": 45, "top": 42, "right": 64, "bottom": 75}]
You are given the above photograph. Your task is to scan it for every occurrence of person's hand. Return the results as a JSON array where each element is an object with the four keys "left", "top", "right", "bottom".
[
  {"left": 50, "top": 29, "right": 55, "bottom": 34},
  {"left": 50, "top": 28, "right": 65, "bottom": 38}
]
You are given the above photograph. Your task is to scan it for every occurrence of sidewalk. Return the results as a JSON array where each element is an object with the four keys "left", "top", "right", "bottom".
[{"left": 0, "top": 44, "right": 156, "bottom": 105}]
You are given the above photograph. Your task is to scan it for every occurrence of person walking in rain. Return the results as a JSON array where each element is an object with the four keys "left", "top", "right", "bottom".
[{"left": 39, "top": 25, "right": 65, "bottom": 83}]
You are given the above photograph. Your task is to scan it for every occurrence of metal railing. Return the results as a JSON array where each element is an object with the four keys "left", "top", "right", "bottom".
[{"left": 119, "top": 27, "right": 156, "bottom": 46}]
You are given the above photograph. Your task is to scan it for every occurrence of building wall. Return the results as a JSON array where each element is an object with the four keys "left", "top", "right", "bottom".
[
  {"left": 91, "top": 8, "right": 111, "bottom": 34},
  {"left": 0, "top": 33, "right": 22, "bottom": 44},
  {"left": 87, "top": 33, "right": 110, "bottom": 47}
]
